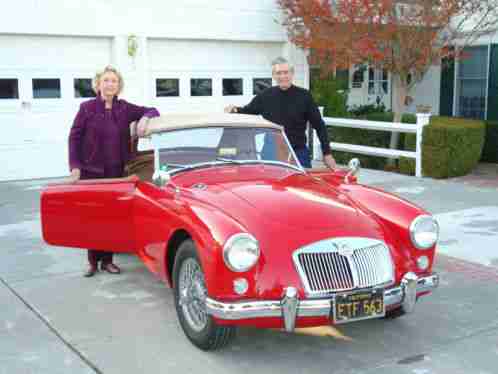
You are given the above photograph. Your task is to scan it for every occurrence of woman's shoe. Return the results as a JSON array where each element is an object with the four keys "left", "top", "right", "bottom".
[
  {"left": 101, "top": 262, "right": 121, "bottom": 274},
  {"left": 84, "top": 265, "right": 98, "bottom": 277}
]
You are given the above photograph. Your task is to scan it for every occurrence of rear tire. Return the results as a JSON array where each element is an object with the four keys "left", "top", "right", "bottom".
[{"left": 173, "top": 239, "right": 236, "bottom": 350}]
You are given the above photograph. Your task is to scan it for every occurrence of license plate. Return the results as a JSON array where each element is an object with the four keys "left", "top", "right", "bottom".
[{"left": 332, "top": 288, "right": 385, "bottom": 324}]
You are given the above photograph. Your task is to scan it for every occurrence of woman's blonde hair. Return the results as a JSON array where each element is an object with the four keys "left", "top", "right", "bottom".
[{"left": 92, "top": 65, "right": 124, "bottom": 95}]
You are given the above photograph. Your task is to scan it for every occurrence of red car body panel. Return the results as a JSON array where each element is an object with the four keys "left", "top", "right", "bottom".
[
  {"left": 41, "top": 176, "right": 138, "bottom": 253},
  {"left": 41, "top": 164, "right": 436, "bottom": 329}
]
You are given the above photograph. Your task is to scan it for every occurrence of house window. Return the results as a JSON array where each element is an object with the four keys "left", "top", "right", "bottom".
[
  {"left": 351, "top": 65, "right": 365, "bottom": 88},
  {"left": 253, "top": 78, "right": 272, "bottom": 95},
  {"left": 156, "top": 79, "right": 180, "bottom": 97},
  {"left": 33, "top": 79, "right": 61, "bottom": 99},
  {"left": 368, "top": 68, "right": 388, "bottom": 96},
  {"left": 191, "top": 79, "right": 212, "bottom": 96},
  {"left": 74, "top": 79, "right": 96, "bottom": 98},
  {"left": 0, "top": 79, "right": 19, "bottom": 99},
  {"left": 223, "top": 79, "right": 243, "bottom": 96},
  {"left": 456, "top": 46, "right": 488, "bottom": 120}
]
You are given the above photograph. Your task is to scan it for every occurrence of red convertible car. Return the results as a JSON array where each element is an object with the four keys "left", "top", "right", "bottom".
[{"left": 41, "top": 114, "right": 439, "bottom": 350}]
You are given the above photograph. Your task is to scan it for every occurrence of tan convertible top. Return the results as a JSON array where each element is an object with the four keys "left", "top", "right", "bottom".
[{"left": 144, "top": 113, "right": 282, "bottom": 136}]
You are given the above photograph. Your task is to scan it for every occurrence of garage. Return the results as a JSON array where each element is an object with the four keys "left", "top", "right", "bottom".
[
  {"left": 0, "top": 34, "right": 112, "bottom": 181},
  {"left": 0, "top": 36, "right": 286, "bottom": 181}
]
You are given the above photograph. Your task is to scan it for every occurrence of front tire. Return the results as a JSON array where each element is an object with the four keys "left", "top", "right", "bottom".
[{"left": 173, "top": 239, "right": 236, "bottom": 350}]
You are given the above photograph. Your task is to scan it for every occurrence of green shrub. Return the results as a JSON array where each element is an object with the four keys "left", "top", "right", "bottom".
[
  {"left": 311, "top": 73, "right": 349, "bottom": 118},
  {"left": 481, "top": 121, "right": 498, "bottom": 163},
  {"left": 348, "top": 103, "right": 386, "bottom": 117},
  {"left": 399, "top": 133, "right": 416, "bottom": 175},
  {"left": 400, "top": 116, "right": 485, "bottom": 178}
]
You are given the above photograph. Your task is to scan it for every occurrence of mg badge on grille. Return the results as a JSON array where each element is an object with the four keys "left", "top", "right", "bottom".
[{"left": 337, "top": 243, "right": 355, "bottom": 258}]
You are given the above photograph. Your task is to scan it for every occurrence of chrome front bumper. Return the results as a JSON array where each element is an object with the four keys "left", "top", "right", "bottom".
[{"left": 205, "top": 272, "right": 439, "bottom": 332}]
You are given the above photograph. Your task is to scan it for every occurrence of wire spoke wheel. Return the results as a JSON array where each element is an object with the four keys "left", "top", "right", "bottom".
[
  {"left": 173, "top": 239, "right": 236, "bottom": 350},
  {"left": 178, "top": 257, "right": 208, "bottom": 332}
]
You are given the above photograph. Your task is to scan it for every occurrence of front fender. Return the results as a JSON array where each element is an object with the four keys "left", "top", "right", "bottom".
[
  {"left": 340, "top": 183, "right": 437, "bottom": 279},
  {"left": 164, "top": 193, "right": 254, "bottom": 299}
]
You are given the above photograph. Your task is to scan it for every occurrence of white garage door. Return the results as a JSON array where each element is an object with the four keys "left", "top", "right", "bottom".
[
  {"left": 148, "top": 39, "right": 283, "bottom": 114},
  {"left": 0, "top": 34, "right": 112, "bottom": 181}
]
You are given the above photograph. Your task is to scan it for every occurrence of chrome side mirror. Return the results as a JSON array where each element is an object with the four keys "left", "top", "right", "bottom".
[
  {"left": 152, "top": 169, "right": 171, "bottom": 187},
  {"left": 345, "top": 158, "right": 360, "bottom": 183}
]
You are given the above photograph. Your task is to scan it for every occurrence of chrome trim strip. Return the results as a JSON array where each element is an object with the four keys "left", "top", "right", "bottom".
[{"left": 205, "top": 273, "right": 439, "bottom": 322}]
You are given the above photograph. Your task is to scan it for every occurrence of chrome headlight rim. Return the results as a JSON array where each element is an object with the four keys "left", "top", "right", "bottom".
[
  {"left": 223, "top": 233, "right": 260, "bottom": 272},
  {"left": 409, "top": 214, "right": 439, "bottom": 250}
]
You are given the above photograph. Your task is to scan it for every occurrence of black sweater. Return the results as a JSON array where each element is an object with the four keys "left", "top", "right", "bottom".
[{"left": 237, "top": 85, "right": 331, "bottom": 155}]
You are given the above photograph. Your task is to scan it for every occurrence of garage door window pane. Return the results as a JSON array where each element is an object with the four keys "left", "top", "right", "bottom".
[
  {"left": 253, "top": 78, "right": 272, "bottom": 95},
  {"left": 0, "top": 79, "right": 19, "bottom": 99},
  {"left": 156, "top": 79, "right": 179, "bottom": 97},
  {"left": 74, "top": 78, "right": 96, "bottom": 98},
  {"left": 33, "top": 79, "right": 61, "bottom": 99},
  {"left": 223, "top": 78, "right": 243, "bottom": 96},
  {"left": 191, "top": 79, "right": 212, "bottom": 97}
]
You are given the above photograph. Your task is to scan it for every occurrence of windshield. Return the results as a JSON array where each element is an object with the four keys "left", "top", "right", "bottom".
[{"left": 152, "top": 126, "right": 300, "bottom": 172}]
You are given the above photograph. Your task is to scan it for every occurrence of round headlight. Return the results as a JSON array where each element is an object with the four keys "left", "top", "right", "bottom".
[
  {"left": 223, "top": 233, "right": 260, "bottom": 272},
  {"left": 410, "top": 215, "right": 439, "bottom": 249}
]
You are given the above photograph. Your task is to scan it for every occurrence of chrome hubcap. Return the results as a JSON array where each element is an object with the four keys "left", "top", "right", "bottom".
[{"left": 178, "top": 257, "right": 208, "bottom": 332}]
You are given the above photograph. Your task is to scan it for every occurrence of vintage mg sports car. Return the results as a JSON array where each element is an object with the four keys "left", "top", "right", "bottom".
[{"left": 41, "top": 114, "right": 439, "bottom": 350}]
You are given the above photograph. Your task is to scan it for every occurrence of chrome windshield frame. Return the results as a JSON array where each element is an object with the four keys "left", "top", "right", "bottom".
[
  {"left": 150, "top": 125, "right": 306, "bottom": 176},
  {"left": 166, "top": 159, "right": 305, "bottom": 177}
]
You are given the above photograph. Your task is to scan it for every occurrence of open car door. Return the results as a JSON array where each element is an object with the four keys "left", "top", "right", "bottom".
[{"left": 40, "top": 176, "right": 139, "bottom": 253}]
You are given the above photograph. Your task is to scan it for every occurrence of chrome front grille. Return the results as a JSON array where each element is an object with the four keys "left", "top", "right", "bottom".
[{"left": 293, "top": 237, "right": 394, "bottom": 296}]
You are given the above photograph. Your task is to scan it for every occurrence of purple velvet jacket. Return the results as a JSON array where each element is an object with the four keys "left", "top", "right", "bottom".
[{"left": 68, "top": 95, "right": 159, "bottom": 174}]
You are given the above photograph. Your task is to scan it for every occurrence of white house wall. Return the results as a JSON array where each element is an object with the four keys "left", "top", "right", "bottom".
[
  {"left": 1, "top": 0, "right": 285, "bottom": 41},
  {"left": 405, "top": 65, "right": 441, "bottom": 115}
]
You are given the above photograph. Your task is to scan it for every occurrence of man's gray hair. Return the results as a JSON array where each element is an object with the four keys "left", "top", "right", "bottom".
[{"left": 271, "top": 57, "right": 294, "bottom": 72}]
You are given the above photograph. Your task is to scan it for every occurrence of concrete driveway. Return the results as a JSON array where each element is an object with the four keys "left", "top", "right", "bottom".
[{"left": 1, "top": 166, "right": 497, "bottom": 374}]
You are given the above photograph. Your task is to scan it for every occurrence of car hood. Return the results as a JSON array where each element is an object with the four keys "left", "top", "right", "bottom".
[
  {"left": 228, "top": 176, "right": 360, "bottom": 229},
  {"left": 184, "top": 169, "right": 377, "bottom": 233}
]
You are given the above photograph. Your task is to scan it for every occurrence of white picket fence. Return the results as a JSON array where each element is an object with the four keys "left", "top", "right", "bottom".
[{"left": 311, "top": 111, "right": 431, "bottom": 177}]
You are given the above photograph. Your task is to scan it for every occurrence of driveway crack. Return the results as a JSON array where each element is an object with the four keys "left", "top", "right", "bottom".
[{"left": 0, "top": 275, "right": 103, "bottom": 373}]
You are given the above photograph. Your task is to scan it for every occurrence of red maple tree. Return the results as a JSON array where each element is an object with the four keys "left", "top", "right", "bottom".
[{"left": 278, "top": 0, "right": 497, "bottom": 147}]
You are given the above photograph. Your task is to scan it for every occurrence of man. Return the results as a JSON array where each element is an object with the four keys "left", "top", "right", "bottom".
[{"left": 224, "top": 57, "right": 336, "bottom": 169}]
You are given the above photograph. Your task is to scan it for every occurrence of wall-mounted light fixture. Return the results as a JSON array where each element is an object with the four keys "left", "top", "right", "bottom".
[{"left": 128, "top": 35, "right": 138, "bottom": 58}]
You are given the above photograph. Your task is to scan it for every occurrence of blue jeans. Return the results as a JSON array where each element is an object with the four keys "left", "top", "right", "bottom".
[{"left": 294, "top": 147, "right": 311, "bottom": 168}]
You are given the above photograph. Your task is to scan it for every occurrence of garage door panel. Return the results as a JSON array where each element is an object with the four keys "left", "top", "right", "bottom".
[
  {"left": 0, "top": 36, "right": 111, "bottom": 181},
  {"left": 0, "top": 35, "right": 112, "bottom": 69},
  {"left": 149, "top": 39, "right": 283, "bottom": 71},
  {"left": 148, "top": 39, "right": 281, "bottom": 117}
]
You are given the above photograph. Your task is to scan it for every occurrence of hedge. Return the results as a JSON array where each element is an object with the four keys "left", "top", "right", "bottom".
[
  {"left": 481, "top": 121, "right": 498, "bottom": 163},
  {"left": 399, "top": 116, "right": 485, "bottom": 178}
]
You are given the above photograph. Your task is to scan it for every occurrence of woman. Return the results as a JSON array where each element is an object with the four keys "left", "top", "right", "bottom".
[{"left": 68, "top": 66, "right": 159, "bottom": 277}]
